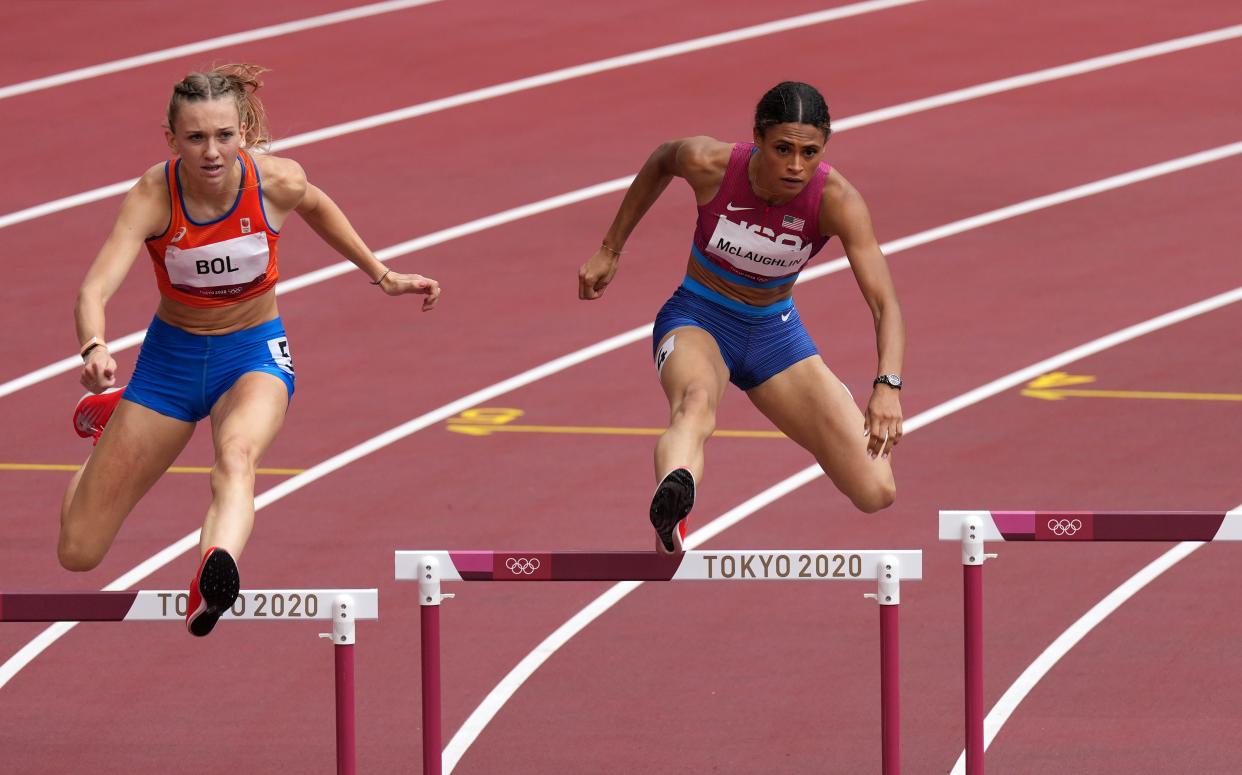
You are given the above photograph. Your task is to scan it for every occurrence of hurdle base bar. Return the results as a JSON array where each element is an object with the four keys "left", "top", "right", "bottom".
[{"left": 864, "top": 555, "right": 902, "bottom": 775}]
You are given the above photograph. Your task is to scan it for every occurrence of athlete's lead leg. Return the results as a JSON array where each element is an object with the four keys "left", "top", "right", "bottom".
[
  {"left": 650, "top": 327, "right": 729, "bottom": 551},
  {"left": 201, "top": 371, "right": 290, "bottom": 560}
]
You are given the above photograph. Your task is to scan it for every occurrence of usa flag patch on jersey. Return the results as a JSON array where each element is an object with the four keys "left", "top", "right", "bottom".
[{"left": 782, "top": 214, "right": 805, "bottom": 232}]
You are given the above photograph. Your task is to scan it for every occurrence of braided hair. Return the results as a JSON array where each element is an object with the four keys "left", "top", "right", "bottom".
[
  {"left": 754, "top": 81, "right": 831, "bottom": 140},
  {"left": 167, "top": 64, "right": 271, "bottom": 149}
]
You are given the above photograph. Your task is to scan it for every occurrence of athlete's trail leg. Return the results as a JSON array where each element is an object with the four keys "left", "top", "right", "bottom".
[
  {"left": 747, "top": 356, "right": 895, "bottom": 512},
  {"left": 59, "top": 400, "right": 196, "bottom": 571}
]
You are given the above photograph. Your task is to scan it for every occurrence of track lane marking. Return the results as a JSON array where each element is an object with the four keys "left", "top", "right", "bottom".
[
  {"left": 0, "top": 0, "right": 445, "bottom": 101},
  {"left": 0, "top": 463, "right": 302, "bottom": 475},
  {"left": 0, "top": 0, "right": 924, "bottom": 230},
  {"left": 7, "top": 17, "right": 1241, "bottom": 234}
]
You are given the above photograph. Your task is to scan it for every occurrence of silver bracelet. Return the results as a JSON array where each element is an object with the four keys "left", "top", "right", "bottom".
[{"left": 370, "top": 268, "right": 392, "bottom": 286}]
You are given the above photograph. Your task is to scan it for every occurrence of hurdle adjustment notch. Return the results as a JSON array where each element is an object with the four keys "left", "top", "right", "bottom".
[
  {"left": 962, "top": 517, "right": 998, "bottom": 566},
  {"left": 318, "top": 594, "right": 358, "bottom": 645},
  {"left": 418, "top": 555, "right": 455, "bottom": 606},
  {"left": 863, "top": 555, "right": 901, "bottom": 605}
]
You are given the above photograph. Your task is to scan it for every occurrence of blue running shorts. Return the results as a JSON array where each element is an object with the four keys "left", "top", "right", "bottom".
[
  {"left": 124, "top": 316, "right": 295, "bottom": 422},
  {"left": 652, "top": 284, "right": 818, "bottom": 390}
]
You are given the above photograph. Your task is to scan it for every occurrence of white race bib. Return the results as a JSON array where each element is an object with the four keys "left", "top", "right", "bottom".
[
  {"left": 705, "top": 216, "right": 811, "bottom": 279},
  {"left": 165, "top": 232, "right": 270, "bottom": 298}
]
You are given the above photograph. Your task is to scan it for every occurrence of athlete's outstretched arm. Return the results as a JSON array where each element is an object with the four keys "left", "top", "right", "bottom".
[
  {"left": 266, "top": 157, "right": 441, "bottom": 310},
  {"left": 822, "top": 170, "right": 907, "bottom": 458},
  {"left": 75, "top": 165, "right": 168, "bottom": 392},
  {"left": 578, "top": 136, "right": 729, "bottom": 300}
]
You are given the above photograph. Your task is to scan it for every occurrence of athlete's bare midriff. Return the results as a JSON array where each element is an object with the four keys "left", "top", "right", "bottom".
[
  {"left": 155, "top": 289, "right": 278, "bottom": 335},
  {"left": 684, "top": 254, "right": 795, "bottom": 307}
]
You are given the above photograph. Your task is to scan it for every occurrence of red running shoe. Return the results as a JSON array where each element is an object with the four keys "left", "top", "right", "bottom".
[
  {"left": 72, "top": 386, "right": 125, "bottom": 445},
  {"left": 186, "top": 547, "right": 240, "bottom": 637},
  {"left": 650, "top": 468, "right": 694, "bottom": 554}
]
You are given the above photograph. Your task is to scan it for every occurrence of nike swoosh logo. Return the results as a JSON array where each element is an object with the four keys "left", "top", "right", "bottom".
[
  {"left": 780, "top": 311, "right": 792, "bottom": 322},
  {"left": 725, "top": 203, "right": 754, "bottom": 212}
]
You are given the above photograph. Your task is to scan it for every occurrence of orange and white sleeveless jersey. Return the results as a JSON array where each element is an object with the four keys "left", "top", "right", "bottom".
[{"left": 145, "top": 150, "right": 280, "bottom": 307}]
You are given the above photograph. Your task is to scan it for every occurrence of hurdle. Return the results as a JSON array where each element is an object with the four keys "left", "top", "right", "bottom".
[
  {"left": 0, "top": 588, "right": 378, "bottom": 775},
  {"left": 396, "top": 549, "right": 922, "bottom": 774},
  {"left": 939, "top": 509, "right": 1242, "bottom": 774}
]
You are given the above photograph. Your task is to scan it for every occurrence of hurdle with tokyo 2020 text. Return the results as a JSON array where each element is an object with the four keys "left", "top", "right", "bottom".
[
  {"left": 701, "top": 551, "right": 867, "bottom": 578},
  {"left": 156, "top": 590, "right": 325, "bottom": 618}
]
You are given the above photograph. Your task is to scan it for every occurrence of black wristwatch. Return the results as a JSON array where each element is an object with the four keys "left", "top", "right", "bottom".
[{"left": 874, "top": 374, "right": 902, "bottom": 390}]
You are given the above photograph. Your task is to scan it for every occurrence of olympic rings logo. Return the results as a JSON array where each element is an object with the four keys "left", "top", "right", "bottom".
[
  {"left": 505, "top": 557, "right": 542, "bottom": 575},
  {"left": 1047, "top": 518, "right": 1083, "bottom": 537}
]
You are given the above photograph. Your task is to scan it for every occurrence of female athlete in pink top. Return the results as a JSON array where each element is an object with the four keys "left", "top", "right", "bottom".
[{"left": 579, "top": 82, "right": 906, "bottom": 553}]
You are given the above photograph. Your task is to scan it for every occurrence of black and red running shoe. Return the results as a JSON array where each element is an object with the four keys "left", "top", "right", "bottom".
[
  {"left": 650, "top": 468, "right": 695, "bottom": 555},
  {"left": 186, "top": 547, "right": 240, "bottom": 637}
]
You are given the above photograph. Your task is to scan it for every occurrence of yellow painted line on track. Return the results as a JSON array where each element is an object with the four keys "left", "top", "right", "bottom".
[
  {"left": 445, "top": 407, "right": 786, "bottom": 439},
  {"left": 1022, "top": 372, "right": 1241, "bottom": 402},
  {"left": 1022, "top": 388, "right": 1242, "bottom": 402},
  {"left": 446, "top": 422, "right": 785, "bottom": 439},
  {"left": 0, "top": 463, "right": 304, "bottom": 475}
]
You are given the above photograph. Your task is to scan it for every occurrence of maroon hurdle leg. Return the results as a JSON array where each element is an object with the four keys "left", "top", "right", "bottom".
[
  {"left": 867, "top": 555, "right": 902, "bottom": 775},
  {"left": 418, "top": 556, "right": 453, "bottom": 775},
  {"left": 961, "top": 517, "right": 996, "bottom": 775},
  {"left": 321, "top": 594, "right": 358, "bottom": 775}
]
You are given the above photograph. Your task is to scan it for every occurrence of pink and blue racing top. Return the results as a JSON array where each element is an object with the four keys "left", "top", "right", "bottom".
[{"left": 686, "top": 142, "right": 831, "bottom": 308}]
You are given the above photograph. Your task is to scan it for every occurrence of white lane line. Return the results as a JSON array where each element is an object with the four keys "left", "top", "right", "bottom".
[
  {"left": 2, "top": 141, "right": 1237, "bottom": 693},
  {"left": 2, "top": 38, "right": 1239, "bottom": 400},
  {"left": 0, "top": 0, "right": 445, "bottom": 101},
  {"left": 10, "top": 15, "right": 1242, "bottom": 237},
  {"left": 0, "top": 0, "right": 922, "bottom": 231},
  {"left": 836, "top": 24, "right": 1242, "bottom": 129},
  {"left": 271, "top": 0, "right": 922, "bottom": 151},
  {"left": 441, "top": 286, "right": 1242, "bottom": 773}
]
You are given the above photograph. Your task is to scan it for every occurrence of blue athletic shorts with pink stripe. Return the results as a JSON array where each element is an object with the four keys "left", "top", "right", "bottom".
[{"left": 651, "top": 282, "right": 819, "bottom": 390}]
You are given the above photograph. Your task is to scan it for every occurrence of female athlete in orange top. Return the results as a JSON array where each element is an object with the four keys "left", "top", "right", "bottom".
[{"left": 63, "top": 65, "right": 440, "bottom": 635}]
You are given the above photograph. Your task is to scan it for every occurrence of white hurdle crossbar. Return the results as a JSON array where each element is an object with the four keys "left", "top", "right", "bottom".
[
  {"left": 940, "top": 508, "right": 1242, "bottom": 775},
  {"left": 396, "top": 549, "right": 922, "bottom": 775},
  {"left": 1, "top": 588, "right": 378, "bottom": 774}
]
